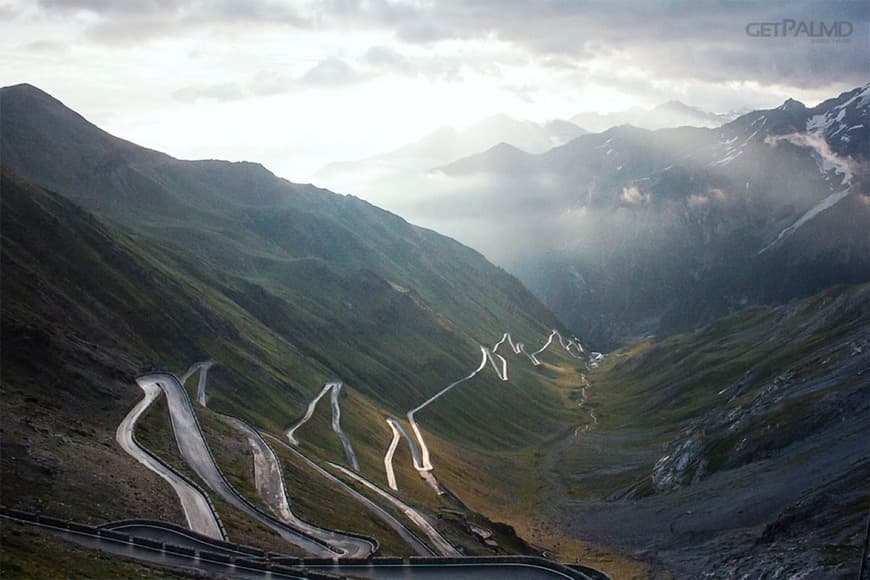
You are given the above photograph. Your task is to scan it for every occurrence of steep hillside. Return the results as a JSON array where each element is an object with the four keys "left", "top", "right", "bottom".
[
  {"left": 0, "top": 86, "right": 587, "bottom": 556},
  {"left": 0, "top": 83, "right": 567, "bottom": 423},
  {"left": 538, "top": 283, "right": 870, "bottom": 577}
]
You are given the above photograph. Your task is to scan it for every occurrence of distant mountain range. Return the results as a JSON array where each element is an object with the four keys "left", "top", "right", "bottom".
[
  {"left": 571, "top": 100, "right": 741, "bottom": 132},
  {"left": 313, "top": 102, "right": 736, "bottom": 202},
  {"left": 428, "top": 84, "right": 870, "bottom": 346},
  {"left": 313, "top": 114, "right": 586, "bottom": 198}
]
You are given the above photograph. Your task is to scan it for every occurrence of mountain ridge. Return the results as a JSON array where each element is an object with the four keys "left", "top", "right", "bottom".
[
  {"left": 430, "top": 83, "right": 870, "bottom": 346},
  {"left": 571, "top": 99, "right": 738, "bottom": 132}
]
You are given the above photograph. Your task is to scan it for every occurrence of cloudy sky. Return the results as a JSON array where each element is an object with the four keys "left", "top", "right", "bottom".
[{"left": 1, "top": 0, "right": 867, "bottom": 181}]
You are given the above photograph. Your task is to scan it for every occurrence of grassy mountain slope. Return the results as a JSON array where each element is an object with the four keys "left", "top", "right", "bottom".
[
  {"left": 0, "top": 169, "right": 328, "bottom": 525},
  {"left": 540, "top": 283, "right": 869, "bottom": 577},
  {"left": 0, "top": 82, "right": 584, "bottom": 557},
  {"left": 0, "top": 84, "right": 569, "bottom": 432}
]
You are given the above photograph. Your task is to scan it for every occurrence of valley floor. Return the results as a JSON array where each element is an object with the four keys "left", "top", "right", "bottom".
[{"left": 528, "top": 285, "right": 870, "bottom": 578}]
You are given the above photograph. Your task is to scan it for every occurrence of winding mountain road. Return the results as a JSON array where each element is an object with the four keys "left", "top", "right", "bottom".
[
  {"left": 221, "top": 415, "right": 374, "bottom": 558},
  {"left": 530, "top": 332, "right": 557, "bottom": 364},
  {"left": 179, "top": 361, "right": 214, "bottom": 407},
  {"left": 286, "top": 381, "right": 360, "bottom": 471},
  {"left": 115, "top": 324, "right": 595, "bottom": 567},
  {"left": 556, "top": 332, "right": 585, "bottom": 358},
  {"left": 484, "top": 347, "right": 509, "bottom": 381},
  {"left": 387, "top": 330, "right": 589, "bottom": 491},
  {"left": 330, "top": 383, "right": 360, "bottom": 471},
  {"left": 265, "top": 434, "right": 435, "bottom": 556},
  {"left": 286, "top": 383, "right": 333, "bottom": 445},
  {"left": 384, "top": 419, "right": 402, "bottom": 491},
  {"left": 181, "top": 363, "right": 374, "bottom": 557},
  {"left": 408, "top": 347, "right": 489, "bottom": 474},
  {"left": 183, "top": 362, "right": 435, "bottom": 556},
  {"left": 383, "top": 417, "right": 431, "bottom": 491},
  {"left": 531, "top": 330, "right": 586, "bottom": 365},
  {"left": 137, "top": 373, "right": 338, "bottom": 557},
  {"left": 116, "top": 380, "right": 224, "bottom": 540},
  {"left": 329, "top": 463, "right": 461, "bottom": 557}
]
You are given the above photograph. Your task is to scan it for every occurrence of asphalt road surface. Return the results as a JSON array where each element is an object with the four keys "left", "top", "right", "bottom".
[
  {"left": 138, "top": 373, "right": 341, "bottom": 557},
  {"left": 116, "top": 379, "right": 223, "bottom": 540}
]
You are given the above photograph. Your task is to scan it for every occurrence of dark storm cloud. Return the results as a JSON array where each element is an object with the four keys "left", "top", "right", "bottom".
[{"left": 321, "top": 0, "right": 868, "bottom": 89}]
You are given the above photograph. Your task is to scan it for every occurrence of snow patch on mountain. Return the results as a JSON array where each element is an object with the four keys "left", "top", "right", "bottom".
[
  {"left": 806, "top": 114, "right": 828, "bottom": 132},
  {"left": 805, "top": 84, "right": 870, "bottom": 147},
  {"left": 709, "top": 147, "right": 744, "bottom": 167},
  {"left": 759, "top": 188, "right": 851, "bottom": 254}
]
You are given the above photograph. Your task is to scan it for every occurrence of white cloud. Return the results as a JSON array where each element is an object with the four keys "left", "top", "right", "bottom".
[
  {"left": 765, "top": 132, "right": 855, "bottom": 186},
  {"left": 0, "top": 0, "right": 863, "bottom": 188},
  {"left": 688, "top": 193, "right": 710, "bottom": 208},
  {"left": 298, "top": 57, "right": 359, "bottom": 86},
  {"left": 621, "top": 185, "right": 650, "bottom": 204}
]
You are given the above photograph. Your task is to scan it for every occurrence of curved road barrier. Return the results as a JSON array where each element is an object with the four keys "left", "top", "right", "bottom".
[
  {"left": 2, "top": 511, "right": 608, "bottom": 579},
  {"left": 116, "top": 380, "right": 224, "bottom": 540},
  {"left": 1, "top": 512, "right": 310, "bottom": 579},
  {"left": 101, "top": 520, "right": 266, "bottom": 558},
  {"left": 311, "top": 561, "right": 601, "bottom": 579}
]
